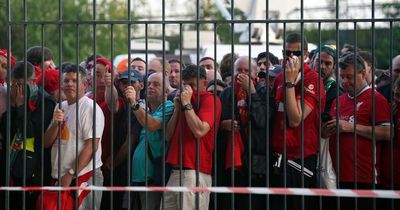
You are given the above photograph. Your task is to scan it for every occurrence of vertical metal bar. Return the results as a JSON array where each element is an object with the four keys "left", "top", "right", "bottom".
[
  {"left": 230, "top": 1, "right": 235, "bottom": 210},
  {"left": 162, "top": 1, "right": 167, "bottom": 210},
  {"left": 335, "top": 1, "right": 341, "bottom": 209},
  {"left": 57, "top": 1, "right": 63, "bottom": 209},
  {"left": 144, "top": 22, "right": 149, "bottom": 210},
  {"left": 212, "top": 21, "right": 218, "bottom": 210},
  {"left": 353, "top": 22, "right": 358, "bottom": 210},
  {"left": 22, "top": 0, "right": 28, "bottom": 208},
  {"left": 247, "top": 22, "right": 252, "bottom": 210},
  {"left": 91, "top": 0, "right": 97, "bottom": 208},
  {"left": 317, "top": 21, "right": 322, "bottom": 210},
  {"left": 5, "top": 0, "right": 11, "bottom": 209},
  {"left": 282, "top": 22, "right": 287, "bottom": 210},
  {"left": 40, "top": 23, "right": 45, "bottom": 210},
  {"left": 371, "top": 2, "right": 377, "bottom": 210},
  {"left": 196, "top": 1, "right": 201, "bottom": 210},
  {"left": 300, "top": 1, "right": 306, "bottom": 209},
  {"left": 75, "top": 23, "right": 80, "bottom": 210},
  {"left": 389, "top": 21, "right": 394, "bottom": 210},
  {"left": 264, "top": 2, "right": 271, "bottom": 208},
  {"left": 127, "top": 0, "right": 132, "bottom": 209},
  {"left": 109, "top": 23, "right": 115, "bottom": 210},
  {"left": 179, "top": 22, "right": 184, "bottom": 210}
]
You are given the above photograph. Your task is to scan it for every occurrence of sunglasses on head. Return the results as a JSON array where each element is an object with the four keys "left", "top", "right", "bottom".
[{"left": 285, "top": 50, "right": 302, "bottom": 57}]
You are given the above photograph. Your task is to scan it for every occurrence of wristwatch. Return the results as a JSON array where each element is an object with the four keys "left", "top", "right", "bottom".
[
  {"left": 132, "top": 103, "right": 140, "bottom": 111},
  {"left": 68, "top": 168, "right": 75, "bottom": 176},
  {"left": 285, "top": 81, "right": 295, "bottom": 88},
  {"left": 183, "top": 103, "right": 193, "bottom": 111}
]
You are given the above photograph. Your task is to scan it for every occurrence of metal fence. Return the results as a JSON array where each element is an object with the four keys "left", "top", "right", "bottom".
[{"left": 1, "top": 0, "right": 400, "bottom": 210}]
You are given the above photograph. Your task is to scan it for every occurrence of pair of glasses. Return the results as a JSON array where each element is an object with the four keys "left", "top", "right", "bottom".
[{"left": 285, "top": 50, "right": 302, "bottom": 57}]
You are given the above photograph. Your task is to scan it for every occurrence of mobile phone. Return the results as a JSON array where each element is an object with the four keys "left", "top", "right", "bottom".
[{"left": 321, "top": 112, "right": 332, "bottom": 123}]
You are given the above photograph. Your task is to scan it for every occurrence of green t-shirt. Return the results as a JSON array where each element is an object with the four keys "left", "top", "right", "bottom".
[{"left": 131, "top": 101, "right": 174, "bottom": 183}]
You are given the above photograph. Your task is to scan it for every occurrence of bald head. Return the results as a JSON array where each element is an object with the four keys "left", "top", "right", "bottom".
[
  {"left": 392, "top": 55, "right": 400, "bottom": 81},
  {"left": 234, "top": 56, "right": 257, "bottom": 78}
]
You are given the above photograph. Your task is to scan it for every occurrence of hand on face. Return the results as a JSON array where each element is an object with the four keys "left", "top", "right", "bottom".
[
  {"left": 11, "top": 83, "right": 25, "bottom": 106},
  {"left": 180, "top": 84, "right": 193, "bottom": 105},
  {"left": 285, "top": 56, "right": 301, "bottom": 83},
  {"left": 103, "top": 72, "right": 113, "bottom": 88},
  {"left": 236, "top": 73, "right": 255, "bottom": 94}
]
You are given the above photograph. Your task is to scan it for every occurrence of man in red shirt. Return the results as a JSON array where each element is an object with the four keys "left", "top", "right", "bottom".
[
  {"left": 165, "top": 64, "right": 222, "bottom": 210},
  {"left": 271, "top": 33, "right": 326, "bottom": 210},
  {"left": 323, "top": 52, "right": 391, "bottom": 210}
]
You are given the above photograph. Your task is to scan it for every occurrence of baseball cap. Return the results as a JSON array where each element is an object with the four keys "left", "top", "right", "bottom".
[{"left": 118, "top": 69, "right": 144, "bottom": 83}]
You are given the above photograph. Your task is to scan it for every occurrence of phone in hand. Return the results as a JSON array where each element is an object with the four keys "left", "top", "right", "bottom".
[{"left": 321, "top": 112, "right": 332, "bottom": 123}]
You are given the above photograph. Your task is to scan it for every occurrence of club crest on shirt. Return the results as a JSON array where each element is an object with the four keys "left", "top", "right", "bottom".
[{"left": 305, "top": 84, "right": 315, "bottom": 95}]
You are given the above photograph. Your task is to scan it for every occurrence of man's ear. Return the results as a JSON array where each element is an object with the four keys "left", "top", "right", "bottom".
[
  {"left": 203, "top": 80, "right": 209, "bottom": 89},
  {"left": 139, "top": 82, "right": 144, "bottom": 90},
  {"left": 304, "top": 51, "right": 310, "bottom": 60}
]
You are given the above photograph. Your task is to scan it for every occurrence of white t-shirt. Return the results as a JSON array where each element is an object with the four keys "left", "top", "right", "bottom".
[{"left": 50, "top": 96, "right": 104, "bottom": 178}]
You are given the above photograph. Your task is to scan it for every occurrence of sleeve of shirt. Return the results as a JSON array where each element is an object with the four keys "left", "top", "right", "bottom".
[
  {"left": 152, "top": 101, "right": 175, "bottom": 124},
  {"left": 374, "top": 93, "right": 391, "bottom": 125},
  {"left": 81, "top": 102, "right": 105, "bottom": 141},
  {"left": 198, "top": 94, "right": 216, "bottom": 129},
  {"left": 302, "top": 74, "right": 325, "bottom": 111}
]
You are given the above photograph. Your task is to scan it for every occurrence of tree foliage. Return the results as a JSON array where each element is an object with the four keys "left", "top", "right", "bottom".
[{"left": 0, "top": 0, "right": 134, "bottom": 64}]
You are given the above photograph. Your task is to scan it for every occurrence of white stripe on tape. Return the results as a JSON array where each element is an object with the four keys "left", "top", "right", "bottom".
[{"left": 0, "top": 186, "right": 399, "bottom": 199}]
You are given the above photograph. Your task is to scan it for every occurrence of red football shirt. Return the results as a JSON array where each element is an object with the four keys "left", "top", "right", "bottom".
[
  {"left": 272, "top": 64, "right": 326, "bottom": 160},
  {"left": 166, "top": 91, "right": 222, "bottom": 174},
  {"left": 329, "top": 87, "right": 390, "bottom": 184},
  {"left": 381, "top": 101, "right": 400, "bottom": 188}
]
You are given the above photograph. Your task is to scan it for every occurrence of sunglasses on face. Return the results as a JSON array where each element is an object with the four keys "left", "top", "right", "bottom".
[
  {"left": 285, "top": 50, "right": 302, "bottom": 57},
  {"left": 86, "top": 63, "right": 94, "bottom": 70}
]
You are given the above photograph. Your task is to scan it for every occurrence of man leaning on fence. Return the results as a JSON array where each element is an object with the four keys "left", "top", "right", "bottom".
[
  {"left": 128, "top": 72, "right": 174, "bottom": 210},
  {"left": 270, "top": 33, "right": 326, "bottom": 210},
  {"left": 44, "top": 62, "right": 105, "bottom": 210},
  {"left": 165, "top": 64, "right": 222, "bottom": 210},
  {"left": 322, "top": 52, "right": 391, "bottom": 210}
]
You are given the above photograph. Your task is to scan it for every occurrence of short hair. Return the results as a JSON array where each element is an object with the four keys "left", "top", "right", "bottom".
[
  {"left": 200, "top": 57, "right": 215, "bottom": 63},
  {"left": 61, "top": 62, "right": 87, "bottom": 82},
  {"left": 168, "top": 59, "right": 185, "bottom": 69},
  {"left": 182, "top": 64, "right": 207, "bottom": 81},
  {"left": 256, "top": 52, "right": 279, "bottom": 65},
  {"left": 220, "top": 53, "right": 239, "bottom": 75},
  {"left": 207, "top": 79, "right": 227, "bottom": 89},
  {"left": 131, "top": 57, "right": 146, "bottom": 64},
  {"left": 285, "top": 33, "right": 308, "bottom": 51},
  {"left": 234, "top": 56, "right": 257, "bottom": 75},
  {"left": 358, "top": 51, "right": 376, "bottom": 68},
  {"left": 12, "top": 61, "right": 35, "bottom": 79},
  {"left": 26, "top": 46, "right": 53, "bottom": 66},
  {"left": 86, "top": 54, "right": 103, "bottom": 63},
  {"left": 339, "top": 52, "right": 366, "bottom": 73},
  {"left": 341, "top": 44, "right": 361, "bottom": 53}
]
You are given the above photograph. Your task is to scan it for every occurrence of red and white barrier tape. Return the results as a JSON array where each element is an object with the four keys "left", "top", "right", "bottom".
[{"left": 0, "top": 186, "right": 399, "bottom": 199}]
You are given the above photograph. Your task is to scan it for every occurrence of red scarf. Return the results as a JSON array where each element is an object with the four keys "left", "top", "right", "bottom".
[{"left": 225, "top": 74, "right": 255, "bottom": 170}]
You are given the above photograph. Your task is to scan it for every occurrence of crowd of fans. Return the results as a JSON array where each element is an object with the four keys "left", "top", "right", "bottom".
[{"left": 0, "top": 32, "right": 399, "bottom": 210}]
